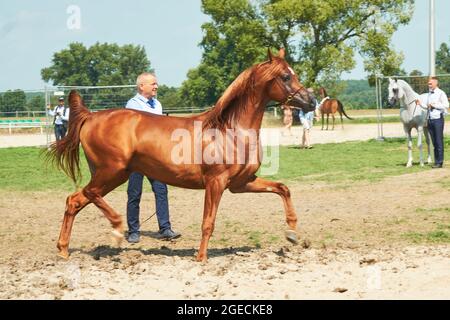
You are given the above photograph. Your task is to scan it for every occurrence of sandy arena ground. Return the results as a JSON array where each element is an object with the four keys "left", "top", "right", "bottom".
[{"left": 0, "top": 167, "right": 449, "bottom": 299}]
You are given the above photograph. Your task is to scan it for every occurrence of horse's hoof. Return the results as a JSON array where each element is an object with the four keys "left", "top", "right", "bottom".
[
  {"left": 111, "top": 230, "right": 124, "bottom": 247},
  {"left": 195, "top": 254, "right": 207, "bottom": 263},
  {"left": 285, "top": 230, "right": 298, "bottom": 245},
  {"left": 57, "top": 251, "right": 69, "bottom": 260}
]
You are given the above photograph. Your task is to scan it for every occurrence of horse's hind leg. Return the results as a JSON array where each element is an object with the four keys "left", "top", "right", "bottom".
[
  {"left": 340, "top": 112, "right": 344, "bottom": 129},
  {"left": 83, "top": 168, "right": 130, "bottom": 246},
  {"left": 230, "top": 176, "right": 299, "bottom": 245},
  {"left": 57, "top": 191, "right": 90, "bottom": 259},
  {"left": 331, "top": 114, "right": 336, "bottom": 130}
]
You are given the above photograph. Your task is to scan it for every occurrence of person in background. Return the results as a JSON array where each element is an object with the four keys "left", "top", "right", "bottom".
[
  {"left": 298, "top": 88, "right": 320, "bottom": 149},
  {"left": 125, "top": 72, "right": 181, "bottom": 243},
  {"left": 47, "top": 96, "right": 69, "bottom": 141},
  {"left": 281, "top": 104, "right": 294, "bottom": 136}
]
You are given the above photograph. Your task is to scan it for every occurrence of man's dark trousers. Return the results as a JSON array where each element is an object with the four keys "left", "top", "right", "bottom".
[
  {"left": 127, "top": 172, "right": 170, "bottom": 235},
  {"left": 428, "top": 115, "right": 445, "bottom": 165}
]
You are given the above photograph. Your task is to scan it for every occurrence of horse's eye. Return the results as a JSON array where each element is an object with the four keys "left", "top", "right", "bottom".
[{"left": 281, "top": 74, "right": 291, "bottom": 82}]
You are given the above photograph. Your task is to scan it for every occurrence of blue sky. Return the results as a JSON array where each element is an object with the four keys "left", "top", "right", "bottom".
[{"left": 1, "top": 0, "right": 449, "bottom": 91}]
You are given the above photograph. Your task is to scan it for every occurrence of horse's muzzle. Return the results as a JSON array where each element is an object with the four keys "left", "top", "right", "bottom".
[
  {"left": 387, "top": 97, "right": 397, "bottom": 108},
  {"left": 291, "top": 90, "right": 316, "bottom": 112}
]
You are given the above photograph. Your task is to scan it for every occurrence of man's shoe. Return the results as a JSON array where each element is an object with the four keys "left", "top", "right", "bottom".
[
  {"left": 127, "top": 233, "right": 140, "bottom": 243},
  {"left": 432, "top": 164, "right": 443, "bottom": 169},
  {"left": 158, "top": 229, "right": 181, "bottom": 240}
]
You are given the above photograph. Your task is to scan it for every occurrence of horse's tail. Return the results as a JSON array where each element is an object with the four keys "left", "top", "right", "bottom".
[
  {"left": 337, "top": 100, "right": 353, "bottom": 120},
  {"left": 46, "top": 90, "right": 91, "bottom": 184}
]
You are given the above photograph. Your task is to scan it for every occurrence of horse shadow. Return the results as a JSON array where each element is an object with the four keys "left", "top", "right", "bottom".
[
  {"left": 74, "top": 244, "right": 256, "bottom": 261},
  {"left": 394, "top": 161, "right": 429, "bottom": 167}
]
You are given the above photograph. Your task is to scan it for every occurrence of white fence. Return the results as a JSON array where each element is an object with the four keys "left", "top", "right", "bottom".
[{"left": 0, "top": 119, "right": 47, "bottom": 134}]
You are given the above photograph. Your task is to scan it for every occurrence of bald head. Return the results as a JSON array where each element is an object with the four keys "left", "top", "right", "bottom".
[{"left": 136, "top": 72, "right": 158, "bottom": 98}]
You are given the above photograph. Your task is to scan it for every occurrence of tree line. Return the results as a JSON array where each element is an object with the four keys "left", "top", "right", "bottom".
[{"left": 3, "top": 0, "right": 450, "bottom": 114}]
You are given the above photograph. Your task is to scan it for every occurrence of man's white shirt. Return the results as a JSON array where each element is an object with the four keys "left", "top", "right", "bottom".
[
  {"left": 427, "top": 87, "right": 449, "bottom": 120},
  {"left": 48, "top": 105, "right": 69, "bottom": 125},
  {"left": 125, "top": 93, "right": 162, "bottom": 115}
]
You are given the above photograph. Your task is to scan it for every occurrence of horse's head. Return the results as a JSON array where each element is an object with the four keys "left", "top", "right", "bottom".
[
  {"left": 263, "top": 49, "right": 316, "bottom": 113},
  {"left": 318, "top": 87, "right": 327, "bottom": 98},
  {"left": 387, "top": 78, "right": 405, "bottom": 107}
]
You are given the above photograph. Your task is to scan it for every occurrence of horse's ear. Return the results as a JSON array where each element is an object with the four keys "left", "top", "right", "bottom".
[
  {"left": 267, "top": 48, "right": 273, "bottom": 62},
  {"left": 278, "top": 48, "right": 286, "bottom": 59}
]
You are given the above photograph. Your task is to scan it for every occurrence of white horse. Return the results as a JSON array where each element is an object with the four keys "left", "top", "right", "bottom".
[{"left": 387, "top": 78, "right": 432, "bottom": 167}]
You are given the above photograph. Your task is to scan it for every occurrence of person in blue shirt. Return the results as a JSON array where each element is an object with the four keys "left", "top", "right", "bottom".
[
  {"left": 125, "top": 72, "right": 181, "bottom": 243},
  {"left": 298, "top": 88, "right": 320, "bottom": 149}
]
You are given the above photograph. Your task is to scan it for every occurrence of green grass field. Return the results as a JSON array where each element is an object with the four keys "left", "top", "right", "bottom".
[{"left": 1, "top": 137, "right": 448, "bottom": 191}]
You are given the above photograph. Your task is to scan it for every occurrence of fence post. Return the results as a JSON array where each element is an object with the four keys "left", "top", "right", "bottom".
[
  {"left": 45, "top": 86, "right": 50, "bottom": 148},
  {"left": 375, "top": 76, "right": 384, "bottom": 141}
]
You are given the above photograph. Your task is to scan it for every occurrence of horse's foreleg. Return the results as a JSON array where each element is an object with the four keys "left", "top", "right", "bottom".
[
  {"left": 417, "top": 127, "right": 424, "bottom": 166},
  {"left": 424, "top": 126, "right": 432, "bottom": 164},
  {"left": 405, "top": 128, "right": 413, "bottom": 167},
  {"left": 197, "top": 176, "right": 227, "bottom": 262},
  {"left": 57, "top": 191, "right": 90, "bottom": 259},
  {"left": 326, "top": 114, "right": 330, "bottom": 130},
  {"left": 229, "top": 177, "right": 298, "bottom": 245},
  {"left": 321, "top": 113, "right": 324, "bottom": 130}
]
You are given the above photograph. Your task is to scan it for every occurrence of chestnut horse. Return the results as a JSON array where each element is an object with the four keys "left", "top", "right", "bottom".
[
  {"left": 48, "top": 49, "right": 316, "bottom": 262},
  {"left": 318, "top": 87, "right": 353, "bottom": 130}
]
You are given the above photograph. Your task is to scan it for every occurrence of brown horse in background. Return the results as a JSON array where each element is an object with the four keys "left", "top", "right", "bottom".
[
  {"left": 318, "top": 87, "right": 353, "bottom": 130},
  {"left": 47, "top": 49, "right": 316, "bottom": 262}
]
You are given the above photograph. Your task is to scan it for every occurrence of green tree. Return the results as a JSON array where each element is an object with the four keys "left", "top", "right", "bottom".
[
  {"left": 409, "top": 69, "right": 423, "bottom": 76},
  {"left": 182, "top": 0, "right": 414, "bottom": 108},
  {"left": 1, "top": 90, "right": 26, "bottom": 114},
  {"left": 157, "top": 85, "right": 185, "bottom": 113},
  {"left": 41, "top": 42, "right": 152, "bottom": 86},
  {"left": 436, "top": 41, "right": 450, "bottom": 74},
  {"left": 181, "top": 0, "right": 269, "bottom": 108},
  {"left": 26, "top": 95, "right": 45, "bottom": 111}
]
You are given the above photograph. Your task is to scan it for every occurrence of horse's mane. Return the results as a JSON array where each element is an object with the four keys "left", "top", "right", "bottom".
[
  {"left": 394, "top": 79, "right": 420, "bottom": 98},
  {"left": 203, "top": 58, "right": 287, "bottom": 130}
]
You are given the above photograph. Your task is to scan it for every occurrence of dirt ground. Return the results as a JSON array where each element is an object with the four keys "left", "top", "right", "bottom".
[{"left": 1, "top": 168, "right": 449, "bottom": 300}]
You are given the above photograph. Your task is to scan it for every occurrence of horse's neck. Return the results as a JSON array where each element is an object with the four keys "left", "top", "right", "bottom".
[
  {"left": 400, "top": 84, "right": 419, "bottom": 110},
  {"left": 234, "top": 94, "right": 267, "bottom": 130}
]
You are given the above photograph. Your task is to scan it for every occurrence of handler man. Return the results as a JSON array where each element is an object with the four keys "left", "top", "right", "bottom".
[
  {"left": 124, "top": 72, "right": 181, "bottom": 243},
  {"left": 426, "top": 76, "right": 449, "bottom": 168}
]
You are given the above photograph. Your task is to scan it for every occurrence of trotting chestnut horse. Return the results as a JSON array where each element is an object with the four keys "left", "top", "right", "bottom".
[
  {"left": 318, "top": 87, "right": 353, "bottom": 130},
  {"left": 48, "top": 49, "right": 315, "bottom": 262}
]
